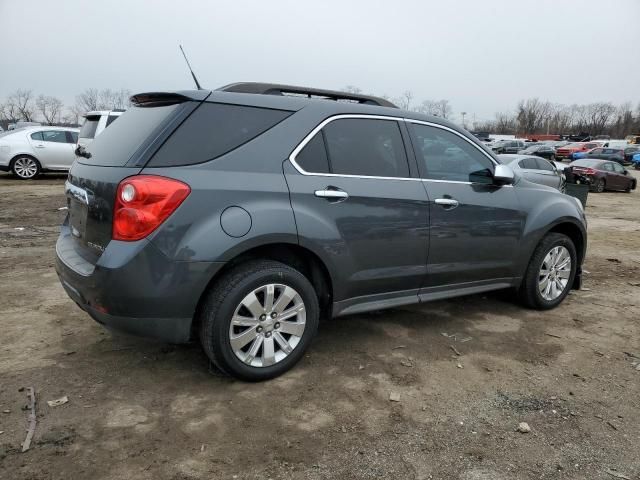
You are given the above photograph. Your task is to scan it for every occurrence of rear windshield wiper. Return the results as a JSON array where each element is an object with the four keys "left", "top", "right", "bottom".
[{"left": 75, "top": 145, "right": 92, "bottom": 159}]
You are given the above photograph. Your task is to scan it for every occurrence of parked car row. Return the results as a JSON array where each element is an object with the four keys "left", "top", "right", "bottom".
[{"left": 0, "top": 110, "right": 122, "bottom": 179}]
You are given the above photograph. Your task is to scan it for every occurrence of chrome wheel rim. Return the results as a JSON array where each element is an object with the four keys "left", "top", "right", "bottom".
[
  {"left": 596, "top": 180, "right": 605, "bottom": 192},
  {"left": 229, "top": 284, "right": 306, "bottom": 367},
  {"left": 538, "top": 246, "right": 572, "bottom": 301},
  {"left": 14, "top": 157, "right": 38, "bottom": 178}
]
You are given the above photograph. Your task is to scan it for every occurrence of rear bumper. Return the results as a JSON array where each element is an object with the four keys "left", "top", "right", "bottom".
[{"left": 55, "top": 227, "right": 225, "bottom": 343}]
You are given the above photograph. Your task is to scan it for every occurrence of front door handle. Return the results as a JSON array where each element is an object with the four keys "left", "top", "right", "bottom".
[
  {"left": 434, "top": 198, "right": 459, "bottom": 209},
  {"left": 314, "top": 188, "right": 349, "bottom": 201},
  {"left": 35, "top": 144, "right": 45, "bottom": 148}
]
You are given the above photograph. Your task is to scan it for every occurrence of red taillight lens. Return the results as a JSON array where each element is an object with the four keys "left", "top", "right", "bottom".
[{"left": 113, "top": 175, "right": 190, "bottom": 241}]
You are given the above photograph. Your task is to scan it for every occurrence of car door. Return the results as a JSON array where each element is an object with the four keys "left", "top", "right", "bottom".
[
  {"left": 517, "top": 157, "right": 541, "bottom": 184},
  {"left": 610, "top": 162, "right": 629, "bottom": 189},
  {"left": 406, "top": 121, "right": 523, "bottom": 290},
  {"left": 534, "top": 157, "right": 562, "bottom": 189},
  {"left": 284, "top": 116, "right": 430, "bottom": 305},
  {"left": 601, "top": 162, "right": 618, "bottom": 188},
  {"left": 29, "top": 130, "right": 75, "bottom": 169}
]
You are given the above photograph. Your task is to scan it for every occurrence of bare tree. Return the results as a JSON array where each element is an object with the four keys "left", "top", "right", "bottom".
[
  {"left": 98, "top": 88, "right": 131, "bottom": 110},
  {"left": 342, "top": 85, "right": 362, "bottom": 94},
  {"left": 75, "top": 88, "right": 100, "bottom": 113},
  {"left": 36, "top": 95, "right": 64, "bottom": 125},
  {"left": 516, "top": 98, "right": 553, "bottom": 134},
  {"left": 585, "top": 102, "right": 616, "bottom": 134},
  {"left": 0, "top": 99, "right": 21, "bottom": 122},
  {"left": 394, "top": 91, "right": 413, "bottom": 110},
  {"left": 415, "top": 100, "right": 439, "bottom": 116},
  {"left": 5, "top": 89, "right": 36, "bottom": 121}
]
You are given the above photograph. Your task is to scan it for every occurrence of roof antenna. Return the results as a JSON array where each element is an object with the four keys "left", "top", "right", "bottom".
[{"left": 179, "top": 44, "right": 203, "bottom": 90}]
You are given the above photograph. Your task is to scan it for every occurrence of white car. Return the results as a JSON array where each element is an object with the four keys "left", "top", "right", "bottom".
[
  {"left": 0, "top": 126, "right": 80, "bottom": 179},
  {"left": 77, "top": 110, "right": 124, "bottom": 148}
]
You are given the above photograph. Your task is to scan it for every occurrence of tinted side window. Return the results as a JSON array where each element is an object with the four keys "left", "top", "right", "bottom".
[
  {"left": 65, "top": 131, "right": 78, "bottom": 143},
  {"left": 106, "top": 115, "right": 119, "bottom": 127},
  {"left": 520, "top": 158, "right": 538, "bottom": 169},
  {"left": 42, "top": 130, "right": 68, "bottom": 143},
  {"left": 536, "top": 158, "right": 554, "bottom": 171},
  {"left": 612, "top": 162, "right": 624, "bottom": 173},
  {"left": 323, "top": 119, "right": 409, "bottom": 178},
  {"left": 30, "top": 132, "right": 43, "bottom": 141},
  {"left": 409, "top": 124, "right": 494, "bottom": 183},
  {"left": 295, "top": 132, "right": 330, "bottom": 173},
  {"left": 602, "top": 163, "right": 614, "bottom": 171},
  {"left": 150, "top": 103, "right": 292, "bottom": 167}
]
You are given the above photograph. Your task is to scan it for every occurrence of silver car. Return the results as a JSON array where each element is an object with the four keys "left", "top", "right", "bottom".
[
  {"left": 498, "top": 154, "right": 563, "bottom": 190},
  {"left": 0, "top": 126, "right": 80, "bottom": 179}
]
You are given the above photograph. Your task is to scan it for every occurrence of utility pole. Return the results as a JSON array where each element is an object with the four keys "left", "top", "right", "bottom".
[{"left": 461, "top": 112, "right": 467, "bottom": 129}]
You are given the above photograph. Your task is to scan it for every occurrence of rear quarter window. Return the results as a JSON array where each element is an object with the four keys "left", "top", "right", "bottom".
[{"left": 148, "top": 103, "right": 292, "bottom": 167}]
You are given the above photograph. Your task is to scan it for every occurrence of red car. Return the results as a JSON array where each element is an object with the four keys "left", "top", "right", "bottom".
[
  {"left": 568, "top": 159, "right": 637, "bottom": 193},
  {"left": 555, "top": 142, "right": 600, "bottom": 161}
]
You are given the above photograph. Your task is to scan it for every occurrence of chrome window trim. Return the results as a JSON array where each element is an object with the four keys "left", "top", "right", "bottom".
[
  {"left": 404, "top": 119, "right": 499, "bottom": 166},
  {"left": 288, "top": 114, "right": 421, "bottom": 182},
  {"left": 287, "top": 114, "right": 509, "bottom": 187}
]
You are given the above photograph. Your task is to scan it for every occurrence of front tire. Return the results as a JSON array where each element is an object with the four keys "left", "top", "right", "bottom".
[
  {"left": 519, "top": 233, "right": 577, "bottom": 310},
  {"left": 199, "top": 260, "right": 319, "bottom": 381},
  {"left": 11, "top": 155, "right": 40, "bottom": 179}
]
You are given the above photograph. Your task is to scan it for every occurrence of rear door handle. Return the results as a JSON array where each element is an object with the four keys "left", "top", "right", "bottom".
[
  {"left": 434, "top": 198, "right": 459, "bottom": 208},
  {"left": 35, "top": 144, "right": 45, "bottom": 148},
  {"left": 314, "top": 188, "right": 349, "bottom": 201}
]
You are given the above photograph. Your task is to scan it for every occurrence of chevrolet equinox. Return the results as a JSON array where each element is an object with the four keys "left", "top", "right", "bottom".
[{"left": 56, "top": 83, "right": 587, "bottom": 381}]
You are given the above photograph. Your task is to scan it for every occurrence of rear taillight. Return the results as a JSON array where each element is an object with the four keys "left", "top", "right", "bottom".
[
  {"left": 113, "top": 175, "right": 190, "bottom": 241},
  {"left": 574, "top": 167, "right": 596, "bottom": 175}
]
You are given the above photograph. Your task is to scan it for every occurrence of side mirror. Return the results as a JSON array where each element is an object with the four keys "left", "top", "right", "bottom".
[{"left": 493, "top": 164, "right": 515, "bottom": 185}]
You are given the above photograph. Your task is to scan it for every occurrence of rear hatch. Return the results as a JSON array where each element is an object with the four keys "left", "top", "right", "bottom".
[{"left": 63, "top": 93, "right": 206, "bottom": 266}]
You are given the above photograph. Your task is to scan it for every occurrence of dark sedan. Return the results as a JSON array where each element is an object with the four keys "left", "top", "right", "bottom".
[
  {"left": 568, "top": 159, "right": 636, "bottom": 193},
  {"left": 517, "top": 144, "right": 557, "bottom": 160}
]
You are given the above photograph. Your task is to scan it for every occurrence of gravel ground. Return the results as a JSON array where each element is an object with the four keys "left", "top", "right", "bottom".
[{"left": 0, "top": 171, "right": 639, "bottom": 480}]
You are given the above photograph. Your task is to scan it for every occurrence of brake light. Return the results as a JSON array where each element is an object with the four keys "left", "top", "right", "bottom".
[
  {"left": 574, "top": 167, "right": 596, "bottom": 175},
  {"left": 113, "top": 175, "right": 190, "bottom": 241}
]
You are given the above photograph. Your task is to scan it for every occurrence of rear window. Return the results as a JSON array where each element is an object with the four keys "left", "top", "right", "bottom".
[
  {"left": 79, "top": 116, "right": 100, "bottom": 139},
  {"left": 84, "top": 104, "right": 181, "bottom": 166},
  {"left": 148, "top": 103, "right": 292, "bottom": 167}
]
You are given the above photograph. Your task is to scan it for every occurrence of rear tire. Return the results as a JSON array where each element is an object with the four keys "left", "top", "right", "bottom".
[
  {"left": 11, "top": 155, "right": 40, "bottom": 179},
  {"left": 519, "top": 233, "right": 577, "bottom": 310},
  {"left": 199, "top": 260, "right": 319, "bottom": 381},
  {"left": 593, "top": 178, "right": 605, "bottom": 193}
]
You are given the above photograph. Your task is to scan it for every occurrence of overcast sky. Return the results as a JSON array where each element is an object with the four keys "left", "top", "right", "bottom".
[{"left": 1, "top": 0, "right": 639, "bottom": 122}]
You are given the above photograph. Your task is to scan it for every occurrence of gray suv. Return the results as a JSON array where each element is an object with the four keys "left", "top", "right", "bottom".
[{"left": 56, "top": 83, "right": 587, "bottom": 381}]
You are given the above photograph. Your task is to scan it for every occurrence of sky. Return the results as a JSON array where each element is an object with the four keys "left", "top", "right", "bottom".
[{"left": 1, "top": 0, "right": 639, "bottom": 123}]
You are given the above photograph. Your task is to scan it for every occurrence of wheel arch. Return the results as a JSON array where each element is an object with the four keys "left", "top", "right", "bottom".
[
  {"left": 10, "top": 152, "right": 41, "bottom": 166},
  {"left": 192, "top": 242, "right": 334, "bottom": 335}
]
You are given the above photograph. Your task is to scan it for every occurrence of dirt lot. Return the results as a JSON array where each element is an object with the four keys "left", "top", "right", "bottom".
[{"left": 0, "top": 171, "right": 639, "bottom": 480}]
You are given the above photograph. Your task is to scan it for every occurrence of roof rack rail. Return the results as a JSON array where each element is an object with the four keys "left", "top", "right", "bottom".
[{"left": 217, "top": 82, "right": 397, "bottom": 108}]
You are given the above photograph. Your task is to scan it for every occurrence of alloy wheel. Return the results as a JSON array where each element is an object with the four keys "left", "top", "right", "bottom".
[
  {"left": 13, "top": 157, "right": 38, "bottom": 179},
  {"left": 229, "top": 283, "right": 306, "bottom": 367},
  {"left": 538, "top": 246, "right": 572, "bottom": 301}
]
